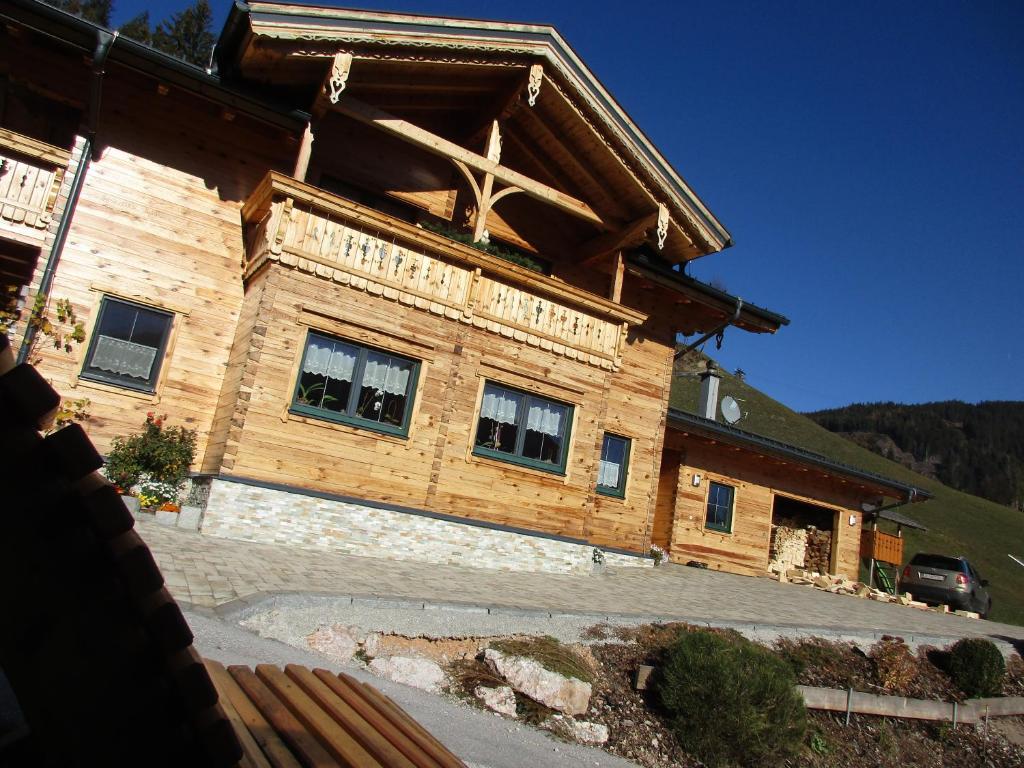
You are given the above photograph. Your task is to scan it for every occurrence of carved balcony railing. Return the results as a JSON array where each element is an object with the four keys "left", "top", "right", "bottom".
[
  {"left": 0, "top": 128, "right": 71, "bottom": 234},
  {"left": 242, "top": 173, "right": 647, "bottom": 370}
]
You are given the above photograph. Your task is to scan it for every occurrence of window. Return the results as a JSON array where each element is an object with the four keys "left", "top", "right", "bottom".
[
  {"left": 597, "top": 433, "right": 630, "bottom": 497},
  {"left": 291, "top": 331, "right": 419, "bottom": 437},
  {"left": 81, "top": 297, "right": 173, "bottom": 392},
  {"left": 705, "top": 481, "right": 735, "bottom": 533},
  {"left": 473, "top": 381, "right": 572, "bottom": 473}
]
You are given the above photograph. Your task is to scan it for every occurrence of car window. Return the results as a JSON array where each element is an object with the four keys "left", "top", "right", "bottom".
[{"left": 909, "top": 554, "right": 963, "bottom": 571}]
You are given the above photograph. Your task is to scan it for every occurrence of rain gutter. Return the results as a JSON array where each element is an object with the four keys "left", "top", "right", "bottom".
[
  {"left": 667, "top": 407, "right": 932, "bottom": 504},
  {"left": 17, "top": 27, "right": 113, "bottom": 364}
]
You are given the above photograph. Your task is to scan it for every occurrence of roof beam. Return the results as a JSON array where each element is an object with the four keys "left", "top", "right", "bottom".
[
  {"left": 331, "top": 95, "right": 605, "bottom": 229},
  {"left": 464, "top": 63, "right": 542, "bottom": 150},
  {"left": 577, "top": 210, "right": 659, "bottom": 264}
]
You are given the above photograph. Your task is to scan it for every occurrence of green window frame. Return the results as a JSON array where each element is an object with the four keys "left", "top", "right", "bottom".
[
  {"left": 596, "top": 433, "right": 631, "bottom": 498},
  {"left": 290, "top": 330, "right": 420, "bottom": 438},
  {"left": 473, "top": 381, "right": 573, "bottom": 474},
  {"left": 80, "top": 296, "right": 173, "bottom": 393},
  {"left": 705, "top": 481, "right": 735, "bottom": 533}
]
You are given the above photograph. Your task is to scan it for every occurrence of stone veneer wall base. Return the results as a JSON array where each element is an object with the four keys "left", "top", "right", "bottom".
[{"left": 200, "top": 478, "right": 650, "bottom": 575}]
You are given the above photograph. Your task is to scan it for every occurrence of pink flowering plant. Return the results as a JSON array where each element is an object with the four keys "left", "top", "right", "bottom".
[{"left": 104, "top": 412, "right": 196, "bottom": 495}]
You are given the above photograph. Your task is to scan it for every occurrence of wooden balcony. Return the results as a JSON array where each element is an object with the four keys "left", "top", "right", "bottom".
[
  {"left": 242, "top": 172, "right": 648, "bottom": 370},
  {"left": 0, "top": 128, "right": 70, "bottom": 238},
  {"left": 860, "top": 528, "right": 904, "bottom": 565}
]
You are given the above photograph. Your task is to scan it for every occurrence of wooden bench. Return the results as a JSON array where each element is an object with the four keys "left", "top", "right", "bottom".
[{"left": 207, "top": 662, "right": 466, "bottom": 768}]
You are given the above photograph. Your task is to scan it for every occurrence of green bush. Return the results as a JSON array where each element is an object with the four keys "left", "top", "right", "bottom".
[
  {"left": 104, "top": 412, "right": 197, "bottom": 492},
  {"left": 947, "top": 638, "right": 1005, "bottom": 697},
  {"left": 656, "top": 631, "right": 806, "bottom": 767}
]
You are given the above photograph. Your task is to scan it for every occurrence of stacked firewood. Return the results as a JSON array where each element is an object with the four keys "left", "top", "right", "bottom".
[{"left": 804, "top": 526, "right": 833, "bottom": 575}]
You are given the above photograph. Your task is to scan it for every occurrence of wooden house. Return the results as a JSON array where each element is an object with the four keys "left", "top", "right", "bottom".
[{"left": 1, "top": 1, "right": 928, "bottom": 577}]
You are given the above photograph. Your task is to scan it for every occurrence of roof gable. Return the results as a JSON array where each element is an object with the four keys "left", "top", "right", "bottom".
[{"left": 217, "top": 2, "right": 732, "bottom": 264}]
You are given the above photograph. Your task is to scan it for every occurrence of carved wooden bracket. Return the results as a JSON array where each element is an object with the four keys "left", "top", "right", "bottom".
[
  {"left": 656, "top": 203, "right": 669, "bottom": 250},
  {"left": 527, "top": 64, "right": 543, "bottom": 107},
  {"left": 327, "top": 52, "right": 353, "bottom": 104}
]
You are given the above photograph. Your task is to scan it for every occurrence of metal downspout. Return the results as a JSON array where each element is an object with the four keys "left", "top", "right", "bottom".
[
  {"left": 17, "top": 29, "right": 114, "bottom": 364},
  {"left": 673, "top": 297, "right": 743, "bottom": 361}
]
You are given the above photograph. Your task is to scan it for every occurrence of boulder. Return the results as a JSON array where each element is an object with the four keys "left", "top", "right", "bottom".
[
  {"left": 484, "top": 648, "right": 591, "bottom": 716},
  {"left": 474, "top": 685, "right": 517, "bottom": 717},
  {"left": 307, "top": 625, "right": 363, "bottom": 661},
  {"left": 541, "top": 715, "right": 609, "bottom": 745},
  {"left": 369, "top": 656, "right": 445, "bottom": 692},
  {"left": 567, "top": 720, "right": 609, "bottom": 745}
]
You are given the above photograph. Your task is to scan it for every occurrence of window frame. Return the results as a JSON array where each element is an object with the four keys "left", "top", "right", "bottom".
[
  {"left": 704, "top": 480, "right": 735, "bottom": 533},
  {"left": 472, "top": 380, "right": 574, "bottom": 475},
  {"left": 289, "top": 330, "right": 421, "bottom": 438},
  {"left": 80, "top": 296, "right": 174, "bottom": 394},
  {"left": 596, "top": 432, "right": 631, "bottom": 498}
]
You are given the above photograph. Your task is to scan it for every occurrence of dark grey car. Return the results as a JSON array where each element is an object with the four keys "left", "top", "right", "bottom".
[{"left": 900, "top": 553, "right": 992, "bottom": 618}]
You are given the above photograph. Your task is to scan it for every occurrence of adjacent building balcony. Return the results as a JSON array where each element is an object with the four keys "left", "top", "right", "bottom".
[
  {"left": 0, "top": 127, "right": 70, "bottom": 242},
  {"left": 241, "top": 172, "right": 647, "bottom": 370}
]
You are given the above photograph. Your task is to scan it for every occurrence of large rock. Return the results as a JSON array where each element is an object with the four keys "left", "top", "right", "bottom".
[
  {"left": 474, "top": 685, "right": 517, "bottom": 717},
  {"left": 541, "top": 715, "right": 609, "bottom": 745},
  {"left": 369, "top": 656, "right": 445, "bottom": 692},
  {"left": 484, "top": 648, "right": 591, "bottom": 716},
  {"left": 567, "top": 720, "right": 609, "bottom": 745},
  {"left": 307, "top": 625, "right": 364, "bottom": 662}
]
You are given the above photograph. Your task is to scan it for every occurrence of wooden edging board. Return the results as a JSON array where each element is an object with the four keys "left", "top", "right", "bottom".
[{"left": 797, "top": 685, "right": 1024, "bottom": 725}]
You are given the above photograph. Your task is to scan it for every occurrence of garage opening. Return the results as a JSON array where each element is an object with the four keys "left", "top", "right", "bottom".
[{"left": 769, "top": 495, "right": 837, "bottom": 575}]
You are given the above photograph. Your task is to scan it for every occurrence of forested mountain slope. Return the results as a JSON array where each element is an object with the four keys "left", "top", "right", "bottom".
[
  {"left": 806, "top": 401, "right": 1024, "bottom": 510},
  {"left": 670, "top": 357, "right": 1024, "bottom": 626}
]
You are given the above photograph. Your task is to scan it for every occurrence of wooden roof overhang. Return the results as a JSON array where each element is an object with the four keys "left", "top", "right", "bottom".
[
  {"left": 626, "top": 253, "right": 789, "bottom": 336},
  {"left": 216, "top": 2, "right": 733, "bottom": 265},
  {"left": 667, "top": 408, "right": 933, "bottom": 505}
]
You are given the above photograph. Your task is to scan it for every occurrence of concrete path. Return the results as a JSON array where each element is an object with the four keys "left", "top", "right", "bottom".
[{"left": 139, "top": 519, "right": 1024, "bottom": 646}]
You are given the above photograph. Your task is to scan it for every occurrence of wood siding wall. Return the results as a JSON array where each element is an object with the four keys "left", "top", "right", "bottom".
[
  {"left": 30, "top": 70, "right": 291, "bottom": 460},
  {"left": 216, "top": 260, "right": 671, "bottom": 553},
  {"left": 662, "top": 432, "right": 865, "bottom": 579}
]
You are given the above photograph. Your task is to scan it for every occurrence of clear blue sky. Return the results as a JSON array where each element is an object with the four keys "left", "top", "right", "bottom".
[{"left": 114, "top": 1, "right": 1024, "bottom": 412}]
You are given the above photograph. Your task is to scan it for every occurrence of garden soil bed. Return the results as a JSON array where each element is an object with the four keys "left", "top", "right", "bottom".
[{"left": 575, "top": 623, "right": 1024, "bottom": 767}]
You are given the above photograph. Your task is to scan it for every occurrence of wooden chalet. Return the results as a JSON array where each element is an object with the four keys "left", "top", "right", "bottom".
[{"left": 0, "top": 0, "right": 927, "bottom": 578}]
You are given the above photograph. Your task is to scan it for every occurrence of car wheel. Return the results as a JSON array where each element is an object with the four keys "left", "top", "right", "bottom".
[{"left": 981, "top": 600, "right": 992, "bottom": 620}]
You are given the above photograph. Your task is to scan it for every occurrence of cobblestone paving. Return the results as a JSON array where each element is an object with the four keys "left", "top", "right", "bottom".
[{"left": 139, "top": 519, "right": 1024, "bottom": 643}]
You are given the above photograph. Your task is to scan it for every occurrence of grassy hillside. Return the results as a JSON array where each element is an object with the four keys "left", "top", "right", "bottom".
[{"left": 671, "top": 359, "right": 1024, "bottom": 626}]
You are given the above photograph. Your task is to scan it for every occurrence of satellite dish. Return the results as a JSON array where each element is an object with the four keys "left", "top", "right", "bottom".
[{"left": 721, "top": 396, "right": 742, "bottom": 424}]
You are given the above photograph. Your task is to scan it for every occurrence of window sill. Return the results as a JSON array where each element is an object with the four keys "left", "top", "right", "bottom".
[
  {"left": 470, "top": 447, "right": 567, "bottom": 478},
  {"left": 288, "top": 405, "right": 410, "bottom": 441},
  {"left": 703, "top": 523, "right": 733, "bottom": 536},
  {"left": 73, "top": 375, "right": 160, "bottom": 402},
  {"left": 596, "top": 487, "right": 626, "bottom": 501}
]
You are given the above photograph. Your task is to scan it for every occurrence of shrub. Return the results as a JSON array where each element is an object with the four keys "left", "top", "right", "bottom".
[
  {"left": 947, "top": 638, "right": 1005, "bottom": 697},
  {"left": 104, "top": 412, "right": 197, "bottom": 492},
  {"left": 656, "top": 631, "right": 806, "bottom": 767},
  {"left": 870, "top": 636, "right": 917, "bottom": 693}
]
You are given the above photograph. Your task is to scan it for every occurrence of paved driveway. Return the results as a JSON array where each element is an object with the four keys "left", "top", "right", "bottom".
[{"left": 138, "top": 519, "right": 1024, "bottom": 646}]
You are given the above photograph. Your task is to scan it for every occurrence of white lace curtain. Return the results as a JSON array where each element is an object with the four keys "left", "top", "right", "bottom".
[
  {"left": 598, "top": 460, "right": 620, "bottom": 487},
  {"left": 363, "top": 354, "right": 411, "bottom": 395},
  {"left": 91, "top": 335, "right": 157, "bottom": 380},
  {"left": 525, "top": 401, "right": 564, "bottom": 438},
  {"left": 480, "top": 387, "right": 564, "bottom": 438},
  {"left": 480, "top": 388, "right": 521, "bottom": 425},
  {"left": 302, "top": 339, "right": 357, "bottom": 381}
]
